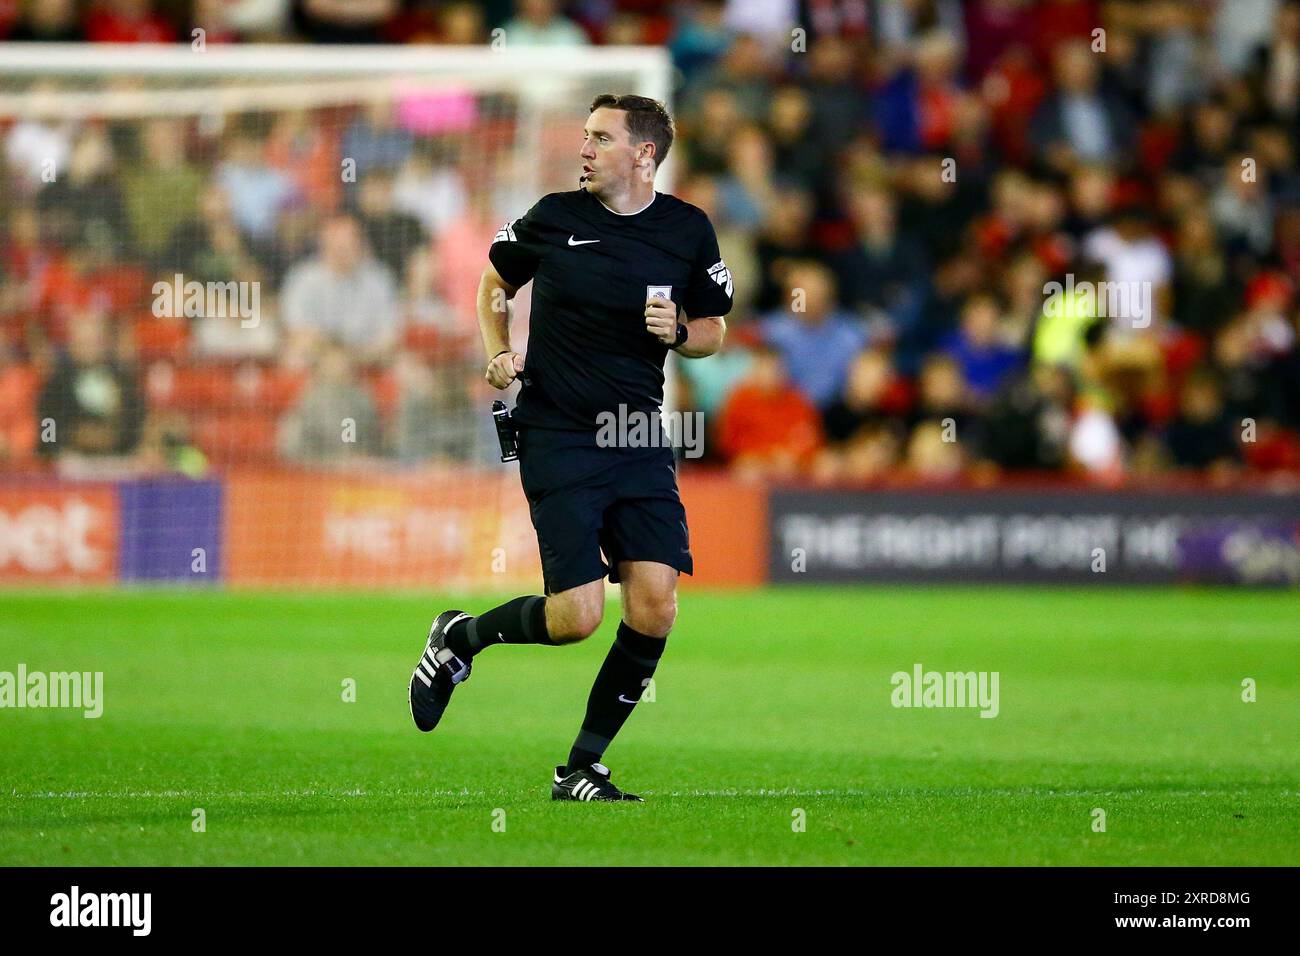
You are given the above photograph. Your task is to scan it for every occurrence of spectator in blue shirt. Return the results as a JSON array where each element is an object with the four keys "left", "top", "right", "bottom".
[
  {"left": 940, "top": 291, "right": 1025, "bottom": 401},
  {"left": 215, "top": 129, "right": 299, "bottom": 240},
  {"left": 339, "top": 101, "right": 414, "bottom": 176},
  {"left": 761, "top": 260, "right": 869, "bottom": 408}
]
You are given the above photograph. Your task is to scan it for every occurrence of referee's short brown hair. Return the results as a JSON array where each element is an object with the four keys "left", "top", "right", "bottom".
[{"left": 589, "top": 94, "right": 674, "bottom": 168}]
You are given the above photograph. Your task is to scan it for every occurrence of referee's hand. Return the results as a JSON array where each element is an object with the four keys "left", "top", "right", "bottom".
[
  {"left": 486, "top": 351, "right": 525, "bottom": 389},
  {"left": 645, "top": 296, "right": 678, "bottom": 345}
]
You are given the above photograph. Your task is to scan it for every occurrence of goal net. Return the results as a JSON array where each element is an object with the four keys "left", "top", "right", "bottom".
[{"left": 0, "top": 43, "right": 672, "bottom": 590}]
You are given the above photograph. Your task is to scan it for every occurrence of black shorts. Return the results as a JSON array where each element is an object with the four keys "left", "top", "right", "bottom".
[{"left": 517, "top": 425, "right": 692, "bottom": 594}]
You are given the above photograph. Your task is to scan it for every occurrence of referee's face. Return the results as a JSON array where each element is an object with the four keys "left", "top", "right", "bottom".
[{"left": 580, "top": 107, "right": 650, "bottom": 196}]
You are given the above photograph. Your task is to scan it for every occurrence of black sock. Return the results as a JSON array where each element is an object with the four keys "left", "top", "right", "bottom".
[
  {"left": 445, "top": 596, "right": 552, "bottom": 660},
  {"left": 566, "top": 622, "right": 666, "bottom": 774}
]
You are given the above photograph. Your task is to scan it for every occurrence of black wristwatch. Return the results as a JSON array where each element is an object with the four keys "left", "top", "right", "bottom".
[{"left": 669, "top": 323, "right": 689, "bottom": 350}]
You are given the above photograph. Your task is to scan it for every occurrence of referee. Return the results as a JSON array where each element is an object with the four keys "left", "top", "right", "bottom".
[{"left": 409, "top": 94, "right": 734, "bottom": 802}]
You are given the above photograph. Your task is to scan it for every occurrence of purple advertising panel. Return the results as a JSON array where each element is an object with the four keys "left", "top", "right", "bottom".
[
  {"left": 118, "top": 479, "right": 223, "bottom": 583},
  {"left": 768, "top": 489, "right": 1300, "bottom": 585}
]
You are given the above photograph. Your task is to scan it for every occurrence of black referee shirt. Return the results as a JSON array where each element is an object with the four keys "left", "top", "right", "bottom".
[{"left": 488, "top": 189, "right": 734, "bottom": 432}]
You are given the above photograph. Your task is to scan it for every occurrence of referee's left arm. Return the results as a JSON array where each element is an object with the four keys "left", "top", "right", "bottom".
[
  {"left": 645, "top": 297, "right": 725, "bottom": 357},
  {"left": 676, "top": 315, "right": 726, "bottom": 357},
  {"left": 665, "top": 217, "right": 733, "bottom": 357}
]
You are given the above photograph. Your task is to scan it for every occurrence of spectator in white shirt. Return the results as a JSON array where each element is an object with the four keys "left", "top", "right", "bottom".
[
  {"left": 280, "top": 214, "right": 400, "bottom": 363},
  {"left": 1082, "top": 208, "right": 1173, "bottom": 334},
  {"left": 500, "top": 0, "right": 589, "bottom": 46}
]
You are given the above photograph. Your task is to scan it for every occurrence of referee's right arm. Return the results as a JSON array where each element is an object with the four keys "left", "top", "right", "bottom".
[{"left": 479, "top": 263, "right": 525, "bottom": 389}]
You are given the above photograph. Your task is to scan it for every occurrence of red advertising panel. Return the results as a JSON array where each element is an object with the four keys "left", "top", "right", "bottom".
[
  {"left": 0, "top": 484, "right": 119, "bottom": 584},
  {"left": 678, "top": 471, "right": 766, "bottom": 588},
  {"left": 225, "top": 469, "right": 543, "bottom": 590},
  {"left": 224, "top": 468, "right": 766, "bottom": 591}
]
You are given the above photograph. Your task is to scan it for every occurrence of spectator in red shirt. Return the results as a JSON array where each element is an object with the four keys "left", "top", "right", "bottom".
[
  {"left": 717, "top": 344, "right": 824, "bottom": 479},
  {"left": 84, "top": 0, "right": 177, "bottom": 43},
  {"left": 0, "top": 342, "right": 38, "bottom": 463}
]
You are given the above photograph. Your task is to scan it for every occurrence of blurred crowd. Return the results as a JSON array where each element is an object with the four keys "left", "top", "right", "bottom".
[{"left": 4, "top": 0, "right": 1300, "bottom": 485}]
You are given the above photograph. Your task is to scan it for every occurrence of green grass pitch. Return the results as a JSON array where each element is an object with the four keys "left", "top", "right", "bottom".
[{"left": 1, "top": 586, "right": 1297, "bottom": 866}]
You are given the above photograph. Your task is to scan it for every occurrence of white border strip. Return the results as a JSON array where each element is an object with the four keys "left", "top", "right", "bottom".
[{"left": 0, "top": 42, "right": 669, "bottom": 79}]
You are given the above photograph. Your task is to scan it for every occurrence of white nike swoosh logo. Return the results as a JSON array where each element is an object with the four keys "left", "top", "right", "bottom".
[
  {"left": 568, "top": 236, "right": 600, "bottom": 245},
  {"left": 618, "top": 694, "right": 639, "bottom": 704}
]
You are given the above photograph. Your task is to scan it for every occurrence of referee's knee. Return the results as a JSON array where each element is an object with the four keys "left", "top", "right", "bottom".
[
  {"left": 551, "top": 613, "right": 602, "bottom": 644},
  {"left": 627, "top": 592, "right": 677, "bottom": 639},
  {"left": 545, "top": 589, "right": 604, "bottom": 644}
]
